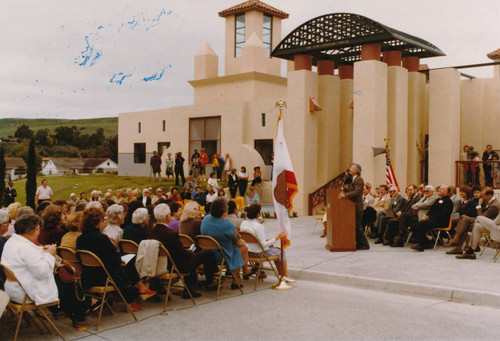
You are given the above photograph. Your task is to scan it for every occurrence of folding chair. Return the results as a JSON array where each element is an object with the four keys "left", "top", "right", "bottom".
[
  {"left": 493, "top": 241, "right": 500, "bottom": 263},
  {"left": 195, "top": 235, "right": 243, "bottom": 300},
  {"left": 432, "top": 216, "right": 453, "bottom": 249},
  {"left": 240, "top": 231, "right": 280, "bottom": 290},
  {"left": 0, "top": 263, "right": 66, "bottom": 341},
  {"left": 76, "top": 250, "right": 137, "bottom": 330},
  {"left": 57, "top": 247, "right": 82, "bottom": 279},
  {"left": 118, "top": 239, "right": 139, "bottom": 255},
  {"left": 479, "top": 233, "right": 493, "bottom": 257},
  {"left": 155, "top": 244, "right": 196, "bottom": 312},
  {"left": 312, "top": 216, "right": 323, "bottom": 234},
  {"left": 178, "top": 234, "right": 195, "bottom": 249}
]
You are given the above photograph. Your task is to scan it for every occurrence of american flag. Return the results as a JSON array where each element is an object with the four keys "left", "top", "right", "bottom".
[{"left": 385, "top": 152, "right": 399, "bottom": 190}]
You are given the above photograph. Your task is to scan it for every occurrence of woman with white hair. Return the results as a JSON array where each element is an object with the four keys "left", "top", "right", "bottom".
[
  {"left": 86, "top": 201, "right": 103, "bottom": 210},
  {"left": 0, "top": 210, "right": 11, "bottom": 257},
  {"left": 123, "top": 208, "right": 149, "bottom": 244},
  {"left": 179, "top": 202, "right": 202, "bottom": 238},
  {"left": 103, "top": 204, "right": 125, "bottom": 246},
  {"left": 5, "top": 202, "right": 22, "bottom": 237}
]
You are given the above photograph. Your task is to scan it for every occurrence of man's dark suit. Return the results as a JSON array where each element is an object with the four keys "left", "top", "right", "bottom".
[
  {"left": 412, "top": 195, "right": 453, "bottom": 248},
  {"left": 344, "top": 175, "right": 370, "bottom": 249},
  {"left": 386, "top": 193, "right": 421, "bottom": 242},
  {"left": 3, "top": 186, "right": 16, "bottom": 207},
  {"left": 482, "top": 150, "right": 499, "bottom": 186},
  {"left": 147, "top": 223, "right": 216, "bottom": 289},
  {"left": 375, "top": 194, "right": 407, "bottom": 239},
  {"left": 137, "top": 195, "right": 152, "bottom": 206}
]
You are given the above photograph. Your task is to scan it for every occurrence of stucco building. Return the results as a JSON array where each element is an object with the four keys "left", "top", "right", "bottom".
[{"left": 118, "top": 0, "right": 500, "bottom": 215}]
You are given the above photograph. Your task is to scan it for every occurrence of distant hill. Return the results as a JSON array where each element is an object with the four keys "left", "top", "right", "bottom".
[{"left": 0, "top": 117, "right": 118, "bottom": 138}]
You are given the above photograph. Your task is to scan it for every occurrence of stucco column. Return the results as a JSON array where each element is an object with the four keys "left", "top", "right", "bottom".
[
  {"left": 353, "top": 60, "right": 388, "bottom": 186},
  {"left": 294, "top": 54, "right": 312, "bottom": 71},
  {"left": 339, "top": 65, "right": 354, "bottom": 171},
  {"left": 317, "top": 70, "right": 340, "bottom": 185},
  {"left": 387, "top": 63, "right": 408, "bottom": 188},
  {"left": 428, "top": 68, "right": 461, "bottom": 186},
  {"left": 286, "top": 69, "right": 319, "bottom": 215},
  {"left": 407, "top": 71, "right": 427, "bottom": 185}
]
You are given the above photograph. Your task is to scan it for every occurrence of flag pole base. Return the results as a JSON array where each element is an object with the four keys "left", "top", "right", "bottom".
[{"left": 272, "top": 279, "right": 294, "bottom": 290}]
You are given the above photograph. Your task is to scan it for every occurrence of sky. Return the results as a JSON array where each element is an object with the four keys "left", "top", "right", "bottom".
[{"left": 0, "top": 0, "right": 499, "bottom": 119}]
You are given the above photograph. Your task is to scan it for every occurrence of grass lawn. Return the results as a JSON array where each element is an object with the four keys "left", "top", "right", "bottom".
[{"left": 10, "top": 174, "right": 227, "bottom": 205}]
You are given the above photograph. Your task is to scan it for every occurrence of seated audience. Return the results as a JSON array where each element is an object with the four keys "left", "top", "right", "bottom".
[
  {"left": 3, "top": 214, "right": 91, "bottom": 327},
  {"left": 168, "top": 187, "right": 182, "bottom": 202},
  {"left": 5, "top": 202, "right": 22, "bottom": 237},
  {"left": 167, "top": 202, "right": 182, "bottom": 233},
  {"left": 179, "top": 202, "right": 202, "bottom": 238},
  {"left": 411, "top": 185, "right": 453, "bottom": 252},
  {"left": 226, "top": 200, "right": 243, "bottom": 229},
  {"left": 362, "top": 183, "right": 374, "bottom": 210},
  {"left": 217, "top": 187, "right": 228, "bottom": 201},
  {"left": 148, "top": 204, "right": 217, "bottom": 297},
  {"left": 181, "top": 186, "right": 192, "bottom": 201},
  {"left": 245, "top": 186, "right": 260, "bottom": 206},
  {"left": 446, "top": 187, "right": 500, "bottom": 255},
  {"left": 0, "top": 210, "right": 10, "bottom": 257},
  {"left": 387, "top": 185, "right": 422, "bottom": 247},
  {"left": 123, "top": 208, "right": 149, "bottom": 245},
  {"left": 192, "top": 186, "right": 206, "bottom": 206},
  {"left": 374, "top": 186, "right": 406, "bottom": 244},
  {"left": 137, "top": 188, "right": 152, "bottom": 206},
  {"left": 205, "top": 185, "right": 217, "bottom": 203},
  {"left": 152, "top": 187, "right": 166, "bottom": 206},
  {"left": 60, "top": 212, "right": 83, "bottom": 250},
  {"left": 123, "top": 201, "right": 144, "bottom": 227},
  {"left": 103, "top": 204, "right": 125, "bottom": 246},
  {"left": 200, "top": 198, "right": 252, "bottom": 288},
  {"left": 240, "top": 204, "right": 293, "bottom": 282},
  {"left": 208, "top": 172, "right": 218, "bottom": 189},
  {"left": 458, "top": 211, "right": 500, "bottom": 259},
  {"left": 76, "top": 208, "right": 147, "bottom": 311},
  {"left": 39, "top": 204, "right": 66, "bottom": 245}
]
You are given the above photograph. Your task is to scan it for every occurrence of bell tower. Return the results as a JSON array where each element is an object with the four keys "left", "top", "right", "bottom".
[{"left": 218, "top": 0, "right": 288, "bottom": 76}]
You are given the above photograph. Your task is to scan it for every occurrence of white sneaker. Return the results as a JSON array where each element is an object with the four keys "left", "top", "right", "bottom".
[{"left": 283, "top": 276, "right": 295, "bottom": 283}]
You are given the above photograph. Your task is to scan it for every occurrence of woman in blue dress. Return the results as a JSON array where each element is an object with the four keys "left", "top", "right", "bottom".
[{"left": 200, "top": 198, "right": 253, "bottom": 289}]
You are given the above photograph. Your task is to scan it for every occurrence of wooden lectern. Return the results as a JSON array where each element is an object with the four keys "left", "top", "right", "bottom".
[{"left": 325, "top": 188, "right": 356, "bottom": 252}]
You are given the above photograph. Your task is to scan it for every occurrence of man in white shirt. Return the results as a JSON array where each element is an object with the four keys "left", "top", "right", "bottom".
[{"left": 35, "top": 179, "right": 53, "bottom": 206}]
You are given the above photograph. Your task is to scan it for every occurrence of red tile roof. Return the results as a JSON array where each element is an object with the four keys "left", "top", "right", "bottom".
[
  {"left": 219, "top": 0, "right": 289, "bottom": 19},
  {"left": 487, "top": 48, "right": 500, "bottom": 60}
]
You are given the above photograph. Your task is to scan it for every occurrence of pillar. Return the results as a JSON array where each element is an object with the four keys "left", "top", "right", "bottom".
[
  {"left": 382, "top": 51, "right": 402, "bottom": 67},
  {"left": 317, "top": 60, "right": 335, "bottom": 76},
  {"left": 403, "top": 56, "right": 420, "bottom": 72},
  {"left": 317, "top": 68, "right": 340, "bottom": 185},
  {"left": 387, "top": 62, "right": 408, "bottom": 188},
  {"left": 353, "top": 59, "right": 388, "bottom": 187},
  {"left": 407, "top": 71, "right": 427, "bottom": 185},
  {"left": 361, "top": 44, "right": 381, "bottom": 61},
  {"left": 428, "top": 68, "right": 461, "bottom": 186},
  {"left": 286, "top": 69, "right": 319, "bottom": 215},
  {"left": 294, "top": 54, "right": 312, "bottom": 71},
  {"left": 339, "top": 65, "right": 354, "bottom": 171},
  {"left": 194, "top": 43, "right": 218, "bottom": 80}
]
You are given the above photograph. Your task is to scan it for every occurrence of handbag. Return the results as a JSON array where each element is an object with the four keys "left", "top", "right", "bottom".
[{"left": 57, "top": 263, "right": 76, "bottom": 283}]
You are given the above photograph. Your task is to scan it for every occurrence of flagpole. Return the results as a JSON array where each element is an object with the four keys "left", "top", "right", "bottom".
[{"left": 272, "top": 99, "right": 294, "bottom": 291}]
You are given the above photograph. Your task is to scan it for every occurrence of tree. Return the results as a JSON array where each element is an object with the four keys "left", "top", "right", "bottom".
[
  {"left": 26, "top": 138, "right": 37, "bottom": 208},
  {"left": 35, "top": 128, "right": 54, "bottom": 146},
  {"left": 0, "top": 145, "right": 5, "bottom": 207},
  {"left": 14, "top": 123, "right": 34, "bottom": 139}
]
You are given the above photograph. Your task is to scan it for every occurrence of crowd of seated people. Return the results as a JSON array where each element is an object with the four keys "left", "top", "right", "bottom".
[
  {"left": 360, "top": 181, "right": 500, "bottom": 255},
  {"left": 0, "top": 180, "right": 289, "bottom": 333}
]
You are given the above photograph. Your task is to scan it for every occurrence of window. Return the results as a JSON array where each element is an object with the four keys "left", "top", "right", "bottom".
[
  {"left": 107, "top": 162, "right": 110, "bottom": 166},
  {"left": 134, "top": 143, "right": 146, "bottom": 163},
  {"left": 162, "top": 120, "right": 166, "bottom": 132},
  {"left": 261, "top": 113, "right": 266, "bottom": 127},
  {"left": 263, "top": 14, "right": 272, "bottom": 57},
  {"left": 254, "top": 139, "right": 273, "bottom": 165},
  {"left": 189, "top": 117, "right": 221, "bottom": 162},
  {"left": 157, "top": 142, "right": 170, "bottom": 157},
  {"left": 235, "top": 14, "right": 245, "bottom": 57},
  {"left": 138, "top": 122, "right": 141, "bottom": 134}
]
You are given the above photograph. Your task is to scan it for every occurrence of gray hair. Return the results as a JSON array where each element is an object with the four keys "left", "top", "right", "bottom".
[
  {"left": 106, "top": 204, "right": 124, "bottom": 225},
  {"left": 86, "top": 201, "right": 103, "bottom": 210},
  {"left": 154, "top": 204, "right": 171, "bottom": 221},
  {"left": 0, "top": 210, "right": 10, "bottom": 225},
  {"left": 180, "top": 202, "right": 200, "bottom": 222},
  {"left": 132, "top": 208, "right": 149, "bottom": 224},
  {"left": 142, "top": 188, "right": 149, "bottom": 195},
  {"left": 16, "top": 206, "right": 34, "bottom": 220},
  {"left": 352, "top": 163, "right": 362, "bottom": 175},
  {"left": 425, "top": 185, "right": 435, "bottom": 192}
]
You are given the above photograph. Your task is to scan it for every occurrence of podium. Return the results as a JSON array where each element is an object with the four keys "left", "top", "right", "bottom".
[{"left": 325, "top": 188, "right": 356, "bottom": 252}]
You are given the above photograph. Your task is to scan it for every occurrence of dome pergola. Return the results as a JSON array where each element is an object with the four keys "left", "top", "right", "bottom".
[{"left": 271, "top": 13, "right": 445, "bottom": 65}]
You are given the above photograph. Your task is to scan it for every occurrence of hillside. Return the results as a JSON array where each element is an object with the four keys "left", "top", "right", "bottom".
[{"left": 0, "top": 117, "right": 118, "bottom": 138}]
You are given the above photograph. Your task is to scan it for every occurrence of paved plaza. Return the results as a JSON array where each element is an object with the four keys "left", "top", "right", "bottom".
[{"left": 4, "top": 215, "right": 500, "bottom": 340}]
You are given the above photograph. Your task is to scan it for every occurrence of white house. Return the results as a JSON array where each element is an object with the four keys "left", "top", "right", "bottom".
[
  {"left": 41, "top": 158, "right": 118, "bottom": 175},
  {"left": 4, "top": 158, "right": 27, "bottom": 181}
]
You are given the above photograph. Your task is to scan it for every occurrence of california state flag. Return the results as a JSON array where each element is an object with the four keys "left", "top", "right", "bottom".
[{"left": 272, "top": 114, "right": 298, "bottom": 249}]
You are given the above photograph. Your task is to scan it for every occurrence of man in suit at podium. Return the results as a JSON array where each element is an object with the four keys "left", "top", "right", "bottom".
[{"left": 338, "top": 164, "right": 370, "bottom": 250}]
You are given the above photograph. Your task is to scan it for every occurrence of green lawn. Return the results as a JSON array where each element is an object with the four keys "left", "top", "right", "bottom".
[{"left": 10, "top": 174, "right": 227, "bottom": 205}]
